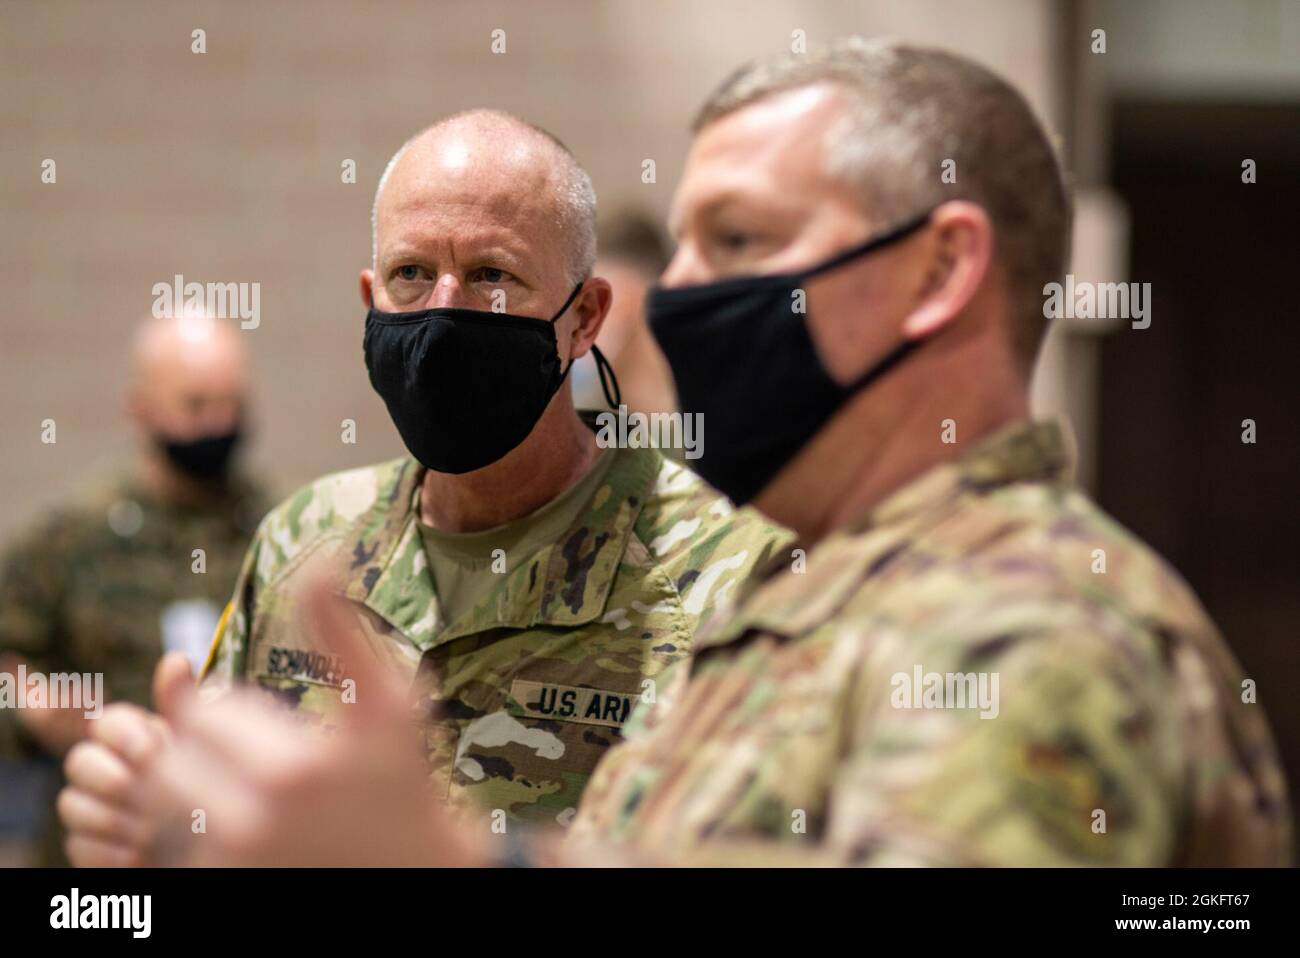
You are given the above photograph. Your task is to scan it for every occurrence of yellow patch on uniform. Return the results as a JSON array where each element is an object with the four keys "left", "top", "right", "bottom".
[
  {"left": 509, "top": 678, "right": 635, "bottom": 729},
  {"left": 197, "top": 601, "right": 233, "bottom": 684}
]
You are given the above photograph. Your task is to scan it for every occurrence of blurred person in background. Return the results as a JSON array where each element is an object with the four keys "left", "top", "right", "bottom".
[
  {"left": 571, "top": 210, "right": 677, "bottom": 417},
  {"left": 0, "top": 312, "right": 275, "bottom": 866}
]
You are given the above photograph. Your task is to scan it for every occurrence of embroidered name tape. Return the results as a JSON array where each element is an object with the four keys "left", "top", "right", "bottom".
[
  {"left": 260, "top": 646, "right": 346, "bottom": 686},
  {"left": 510, "top": 679, "right": 636, "bottom": 729}
]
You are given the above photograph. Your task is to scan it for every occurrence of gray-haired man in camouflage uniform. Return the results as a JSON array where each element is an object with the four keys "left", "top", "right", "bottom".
[
  {"left": 562, "top": 39, "right": 1291, "bottom": 866},
  {"left": 56, "top": 110, "right": 789, "bottom": 865}
]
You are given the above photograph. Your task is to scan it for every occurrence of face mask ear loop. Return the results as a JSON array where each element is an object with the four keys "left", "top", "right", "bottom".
[
  {"left": 798, "top": 209, "right": 935, "bottom": 281},
  {"left": 549, "top": 281, "right": 622, "bottom": 409},
  {"left": 590, "top": 345, "right": 623, "bottom": 409},
  {"left": 548, "top": 282, "right": 586, "bottom": 323},
  {"left": 800, "top": 209, "right": 936, "bottom": 394},
  {"left": 551, "top": 281, "right": 590, "bottom": 387}
]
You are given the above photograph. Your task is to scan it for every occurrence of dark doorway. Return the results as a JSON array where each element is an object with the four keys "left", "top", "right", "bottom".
[{"left": 1103, "top": 98, "right": 1300, "bottom": 861}]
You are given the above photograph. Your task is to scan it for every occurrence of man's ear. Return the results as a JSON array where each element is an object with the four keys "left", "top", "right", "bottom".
[
  {"left": 359, "top": 269, "right": 375, "bottom": 308},
  {"left": 902, "top": 201, "right": 993, "bottom": 340},
  {"left": 567, "top": 277, "right": 613, "bottom": 358}
]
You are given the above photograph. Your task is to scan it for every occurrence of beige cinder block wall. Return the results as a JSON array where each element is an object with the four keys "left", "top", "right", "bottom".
[{"left": 0, "top": 0, "right": 1062, "bottom": 541}]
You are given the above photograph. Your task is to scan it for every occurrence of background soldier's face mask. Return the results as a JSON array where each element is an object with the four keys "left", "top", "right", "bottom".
[
  {"left": 155, "top": 427, "right": 242, "bottom": 482},
  {"left": 646, "top": 210, "right": 934, "bottom": 505},
  {"left": 364, "top": 283, "right": 620, "bottom": 475}
]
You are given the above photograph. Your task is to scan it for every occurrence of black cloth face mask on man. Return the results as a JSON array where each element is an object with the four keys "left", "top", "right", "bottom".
[
  {"left": 155, "top": 427, "right": 242, "bottom": 483},
  {"left": 646, "top": 209, "right": 935, "bottom": 505},
  {"left": 364, "top": 283, "right": 619, "bottom": 475}
]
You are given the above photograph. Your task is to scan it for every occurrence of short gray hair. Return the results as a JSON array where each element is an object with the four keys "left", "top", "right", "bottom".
[
  {"left": 694, "top": 37, "right": 1071, "bottom": 367},
  {"left": 371, "top": 110, "right": 597, "bottom": 286}
]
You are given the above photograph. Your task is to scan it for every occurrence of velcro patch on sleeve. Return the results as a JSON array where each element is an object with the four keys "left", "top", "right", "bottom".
[{"left": 509, "top": 679, "right": 636, "bottom": 729}]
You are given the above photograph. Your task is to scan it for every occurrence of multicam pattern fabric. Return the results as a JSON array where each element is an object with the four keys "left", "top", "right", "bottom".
[
  {"left": 200, "top": 444, "right": 792, "bottom": 827},
  {"left": 568, "top": 420, "right": 1291, "bottom": 866}
]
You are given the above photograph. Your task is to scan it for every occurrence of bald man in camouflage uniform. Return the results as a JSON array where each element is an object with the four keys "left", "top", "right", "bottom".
[
  {"left": 58, "top": 110, "right": 788, "bottom": 863},
  {"left": 195, "top": 111, "right": 780, "bottom": 826},
  {"left": 197, "top": 112, "right": 787, "bottom": 827}
]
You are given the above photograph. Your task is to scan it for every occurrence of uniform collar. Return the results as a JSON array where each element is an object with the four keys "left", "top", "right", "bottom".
[
  {"left": 693, "top": 419, "right": 1076, "bottom": 652},
  {"left": 339, "top": 445, "right": 661, "bottom": 650}
]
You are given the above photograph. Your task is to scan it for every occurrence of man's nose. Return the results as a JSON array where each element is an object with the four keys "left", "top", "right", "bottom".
[
  {"left": 428, "top": 274, "right": 472, "bottom": 309},
  {"left": 659, "top": 244, "right": 710, "bottom": 288},
  {"left": 202, "top": 397, "right": 242, "bottom": 432}
]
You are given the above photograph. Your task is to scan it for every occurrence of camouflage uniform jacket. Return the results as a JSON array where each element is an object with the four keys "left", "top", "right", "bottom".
[
  {"left": 569, "top": 420, "right": 1291, "bottom": 866},
  {"left": 200, "top": 446, "right": 792, "bottom": 827},
  {"left": 0, "top": 470, "right": 273, "bottom": 756},
  {"left": 0, "top": 469, "right": 273, "bottom": 866}
]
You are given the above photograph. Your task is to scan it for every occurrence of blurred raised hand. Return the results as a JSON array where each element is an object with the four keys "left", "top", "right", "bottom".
[
  {"left": 1, "top": 653, "right": 90, "bottom": 757},
  {"left": 135, "top": 579, "right": 491, "bottom": 867},
  {"left": 58, "top": 651, "right": 192, "bottom": 866}
]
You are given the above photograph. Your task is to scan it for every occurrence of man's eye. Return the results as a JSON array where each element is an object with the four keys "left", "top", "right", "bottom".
[
  {"left": 717, "top": 231, "right": 752, "bottom": 253},
  {"left": 474, "top": 267, "right": 508, "bottom": 284},
  {"left": 396, "top": 265, "right": 423, "bottom": 281}
]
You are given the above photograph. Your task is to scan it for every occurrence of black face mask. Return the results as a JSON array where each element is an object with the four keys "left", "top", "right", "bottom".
[
  {"left": 647, "top": 210, "right": 933, "bottom": 505},
  {"left": 364, "top": 284, "right": 620, "bottom": 474},
  {"left": 156, "top": 428, "right": 242, "bottom": 482}
]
